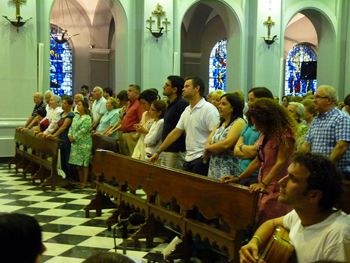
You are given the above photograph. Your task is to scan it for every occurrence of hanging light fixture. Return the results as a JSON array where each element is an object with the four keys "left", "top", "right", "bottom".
[
  {"left": 3, "top": 0, "right": 32, "bottom": 32},
  {"left": 50, "top": 0, "right": 79, "bottom": 44}
]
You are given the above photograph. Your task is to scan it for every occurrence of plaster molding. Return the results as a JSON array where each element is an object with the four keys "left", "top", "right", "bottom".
[{"left": 182, "top": 52, "right": 202, "bottom": 58}]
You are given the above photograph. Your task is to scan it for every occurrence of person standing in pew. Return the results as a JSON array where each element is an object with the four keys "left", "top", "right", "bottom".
[
  {"left": 37, "top": 94, "right": 63, "bottom": 136},
  {"left": 73, "top": 93, "right": 85, "bottom": 114},
  {"left": 81, "top": 84, "right": 90, "bottom": 101},
  {"left": 222, "top": 98, "right": 296, "bottom": 224},
  {"left": 144, "top": 100, "right": 167, "bottom": 161},
  {"left": 301, "top": 85, "right": 350, "bottom": 180},
  {"left": 159, "top": 75, "right": 188, "bottom": 169},
  {"left": 205, "top": 93, "right": 246, "bottom": 180},
  {"left": 239, "top": 153, "right": 350, "bottom": 263},
  {"left": 107, "top": 85, "right": 144, "bottom": 156},
  {"left": 131, "top": 89, "right": 158, "bottom": 160},
  {"left": 45, "top": 95, "right": 75, "bottom": 180},
  {"left": 22, "top": 90, "right": 53, "bottom": 131},
  {"left": 68, "top": 100, "right": 92, "bottom": 188},
  {"left": 19, "top": 92, "right": 45, "bottom": 130},
  {"left": 150, "top": 76, "right": 219, "bottom": 176},
  {"left": 233, "top": 87, "right": 274, "bottom": 186},
  {"left": 94, "top": 97, "right": 120, "bottom": 137},
  {"left": 91, "top": 86, "right": 107, "bottom": 131}
]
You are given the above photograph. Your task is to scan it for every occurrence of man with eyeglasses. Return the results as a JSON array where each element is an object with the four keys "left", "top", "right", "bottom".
[{"left": 301, "top": 85, "right": 350, "bottom": 180}]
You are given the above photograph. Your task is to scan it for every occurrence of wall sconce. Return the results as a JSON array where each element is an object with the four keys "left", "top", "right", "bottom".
[
  {"left": 146, "top": 3, "right": 170, "bottom": 41},
  {"left": 3, "top": 0, "right": 32, "bottom": 32},
  {"left": 263, "top": 16, "right": 277, "bottom": 47}
]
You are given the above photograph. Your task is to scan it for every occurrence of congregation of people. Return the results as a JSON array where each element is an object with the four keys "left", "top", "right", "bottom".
[{"left": 17, "top": 76, "right": 350, "bottom": 262}]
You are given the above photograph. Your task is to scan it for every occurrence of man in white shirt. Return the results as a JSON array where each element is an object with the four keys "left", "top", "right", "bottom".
[
  {"left": 91, "top": 86, "right": 107, "bottom": 130},
  {"left": 240, "top": 152, "right": 350, "bottom": 263},
  {"left": 151, "top": 76, "right": 219, "bottom": 175}
]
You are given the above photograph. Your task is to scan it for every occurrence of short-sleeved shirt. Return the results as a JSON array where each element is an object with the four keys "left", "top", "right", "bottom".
[
  {"left": 283, "top": 209, "right": 350, "bottom": 262},
  {"left": 57, "top": 111, "right": 75, "bottom": 141},
  {"left": 31, "top": 101, "right": 45, "bottom": 117},
  {"left": 239, "top": 125, "right": 260, "bottom": 173},
  {"left": 96, "top": 109, "right": 120, "bottom": 133},
  {"left": 306, "top": 107, "right": 350, "bottom": 173},
  {"left": 176, "top": 98, "right": 219, "bottom": 162},
  {"left": 91, "top": 97, "right": 107, "bottom": 123},
  {"left": 162, "top": 96, "right": 188, "bottom": 152}
]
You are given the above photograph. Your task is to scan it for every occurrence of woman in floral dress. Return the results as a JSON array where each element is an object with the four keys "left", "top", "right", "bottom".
[{"left": 68, "top": 100, "right": 92, "bottom": 187}]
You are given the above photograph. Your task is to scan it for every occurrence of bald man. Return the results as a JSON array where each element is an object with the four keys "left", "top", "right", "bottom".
[{"left": 21, "top": 92, "right": 46, "bottom": 129}]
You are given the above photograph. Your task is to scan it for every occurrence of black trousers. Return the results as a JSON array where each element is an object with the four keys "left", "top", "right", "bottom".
[{"left": 182, "top": 156, "right": 209, "bottom": 176}]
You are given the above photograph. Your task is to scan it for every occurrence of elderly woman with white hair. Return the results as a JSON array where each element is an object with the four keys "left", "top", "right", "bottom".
[
  {"left": 287, "top": 101, "right": 308, "bottom": 150},
  {"left": 36, "top": 94, "right": 63, "bottom": 136}
]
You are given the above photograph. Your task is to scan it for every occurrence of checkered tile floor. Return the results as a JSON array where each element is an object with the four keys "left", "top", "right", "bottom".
[{"left": 0, "top": 164, "right": 168, "bottom": 262}]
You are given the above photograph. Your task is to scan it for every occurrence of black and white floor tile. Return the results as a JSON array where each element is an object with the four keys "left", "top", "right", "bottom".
[{"left": 0, "top": 164, "right": 168, "bottom": 262}]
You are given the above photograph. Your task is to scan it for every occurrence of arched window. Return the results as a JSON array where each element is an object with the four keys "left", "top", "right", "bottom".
[
  {"left": 209, "top": 38, "right": 227, "bottom": 93},
  {"left": 285, "top": 43, "right": 317, "bottom": 96},
  {"left": 50, "top": 29, "right": 73, "bottom": 96}
]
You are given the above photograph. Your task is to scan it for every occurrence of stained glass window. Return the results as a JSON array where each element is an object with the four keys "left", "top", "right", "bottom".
[
  {"left": 50, "top": 32, "right": 73, "bottom": 96},
  {"left": 284, "top": 43, "right": 317, "bottom": 96},
  {"left": 209, "top": 39, "right": 227, "bottom": 93}
]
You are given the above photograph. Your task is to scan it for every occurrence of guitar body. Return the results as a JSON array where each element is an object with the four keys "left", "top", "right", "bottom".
[{"left": 259, "top": 226, "right": 294, "bottom": 263}]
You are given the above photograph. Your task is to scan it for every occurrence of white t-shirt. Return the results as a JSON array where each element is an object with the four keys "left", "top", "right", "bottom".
[
  {"left": 176, "top": 98, "right": 219, "bottom": 162},
  {"left": 91, "top": 97, "right": 107, "bottom": 123},
  {"left": 283, "top": 209, "right": 350, "bottom": 263}
]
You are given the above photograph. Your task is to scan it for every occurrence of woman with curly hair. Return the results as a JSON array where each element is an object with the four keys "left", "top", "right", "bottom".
[{"left": 222, "top": 98, "right": 296, "bottom": 224}]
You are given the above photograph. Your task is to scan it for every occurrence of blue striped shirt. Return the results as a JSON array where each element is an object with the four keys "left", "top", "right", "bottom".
[{"left": 306, "top": 107, "right": 350, "bottom": 173}]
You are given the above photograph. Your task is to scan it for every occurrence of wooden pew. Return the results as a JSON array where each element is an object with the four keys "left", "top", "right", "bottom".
[
  {"left": 10, "top": 129, "right": 31, "bottom": 173},
  {"left": 11, "top": 129, "right": 61, "bottom": 190},
  {"left": 85, "top": 150, "right": 259, "bottom": 262},
  {"left": 92, "top": 134, "right": 119, "bottom": 154}
]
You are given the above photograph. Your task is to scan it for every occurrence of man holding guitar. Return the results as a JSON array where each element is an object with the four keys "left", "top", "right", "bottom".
[{"left": 240, "top": 153, "right": 350, "bottom": 263}]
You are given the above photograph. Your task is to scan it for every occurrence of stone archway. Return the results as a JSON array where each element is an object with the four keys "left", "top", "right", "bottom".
[
  {"left": 284, "top": 13, "right": 318, "bottom": 96},
  {"left": 284, "top": 7, "right": 337, "bottom": 95},
  {"left": 50, "top": 0, "right": 91, "bottom": 93},
  {"left": 181, "top": 0, "right": 242, "bottom": 94},
  {"left": 50, "top": 0, "right": 128, "bottom": 93}
]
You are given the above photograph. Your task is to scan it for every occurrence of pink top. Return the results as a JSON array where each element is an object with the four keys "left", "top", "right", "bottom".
[{"left": 256, "top": 129, "right": 295, "bottom": 224}]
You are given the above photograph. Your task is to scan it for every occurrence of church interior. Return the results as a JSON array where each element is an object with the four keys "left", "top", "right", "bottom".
[{"left": 1, "top": 0, "right": 350, "bottom": 262}]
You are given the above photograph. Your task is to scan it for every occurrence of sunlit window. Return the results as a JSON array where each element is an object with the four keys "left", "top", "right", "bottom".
[
  {"left": 285, "top": 43, "right": 317, "bottom": 96},
  {"left": 50, "top": 31, "right": 73, "bottom": 96},
  {"left": 209, "top": 39, "right": 227, "bottom": 93}
]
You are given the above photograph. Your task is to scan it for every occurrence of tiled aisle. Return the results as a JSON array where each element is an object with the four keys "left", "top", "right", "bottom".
[{"left": 0, "top": 164, "right": 167, "bottom": 262}]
